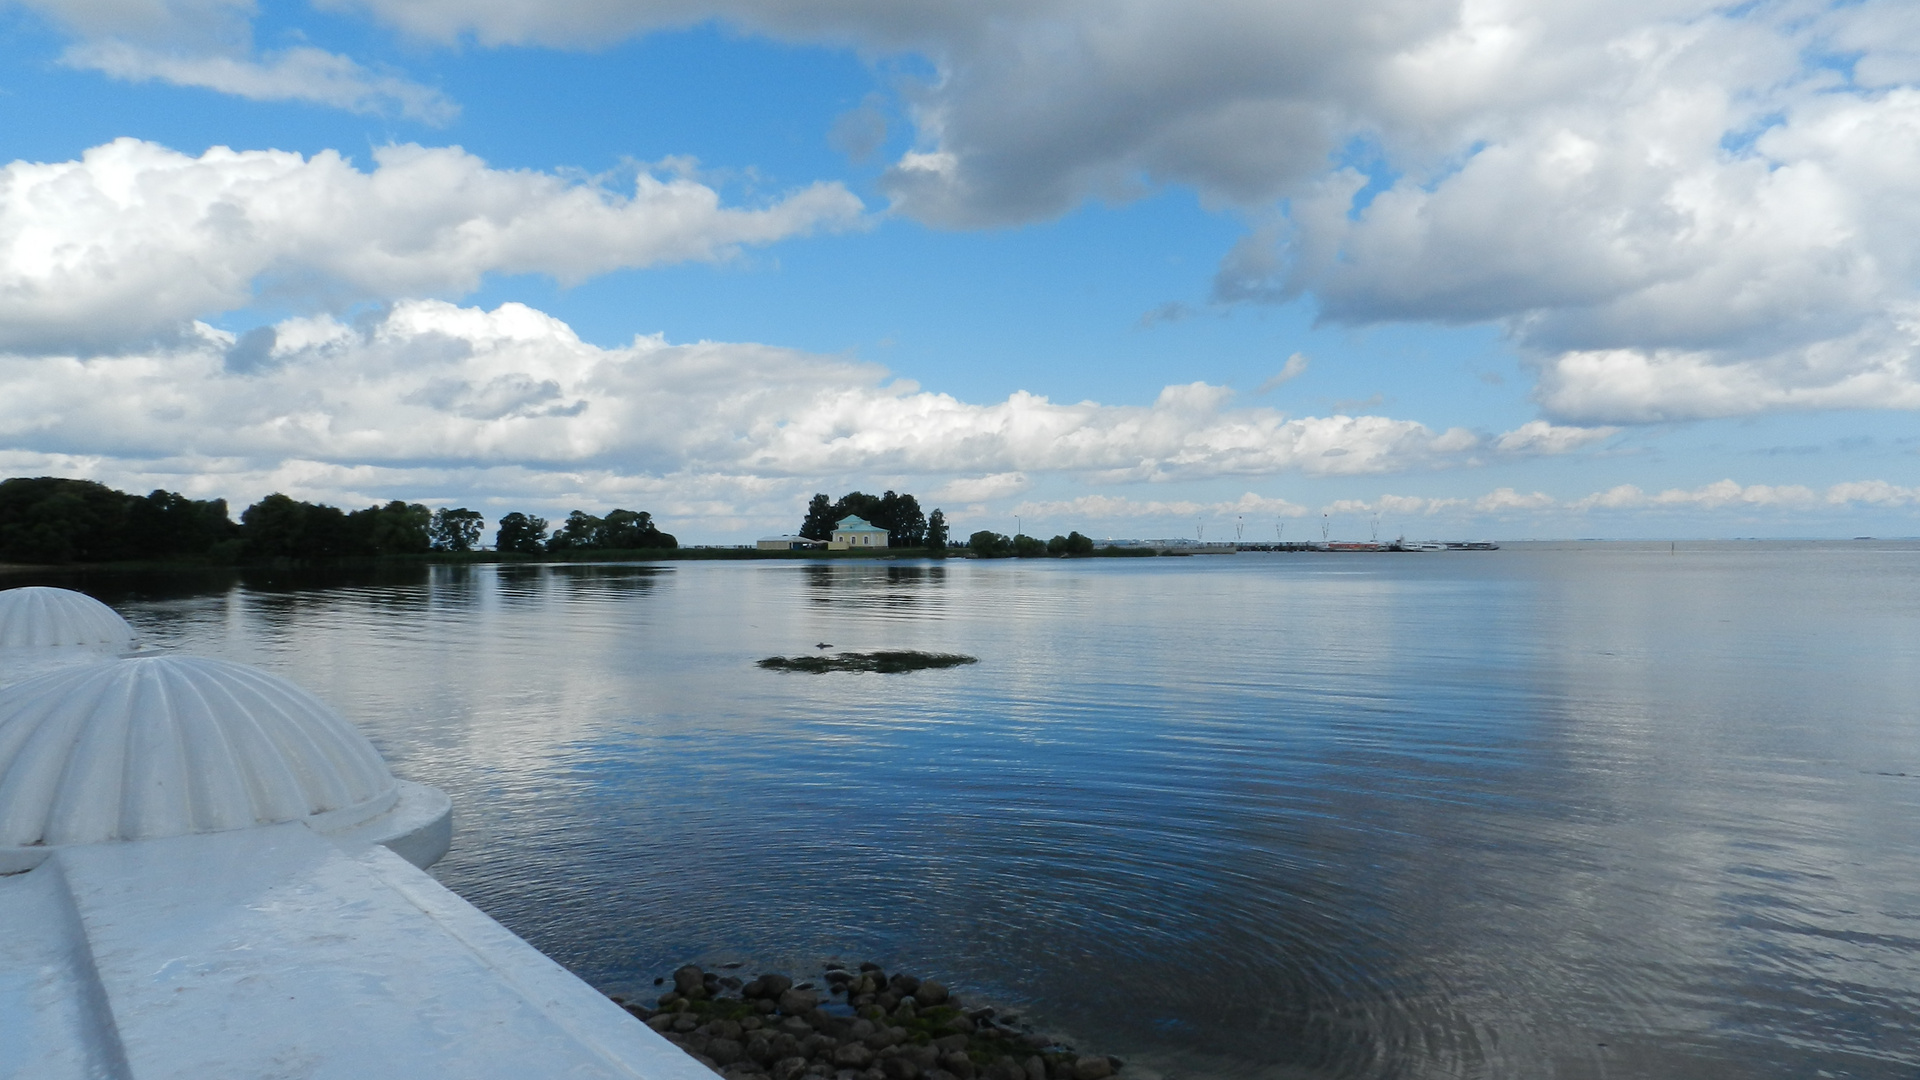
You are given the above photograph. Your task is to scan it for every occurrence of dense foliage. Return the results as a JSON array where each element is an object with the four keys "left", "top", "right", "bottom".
[
  {"left": 1048, "top": 531, "right": 1095, "bottom": 555},
  {"left": 544, "top": 508, "right": 677, "bottom": 551},
  {"left": 799, "top": 490, "right": 940, "bottom": 547},
  {"left": 493, "top": 512, "right": 549, "bottom": 553},
  {"left": 967, "top": 530, "right": 1094, "bottom": 558},
  {"left": 0, "top": 477, "right": 238, "bottom": 563},
  {"left": 429, "top": 508, "right": 486, "bottom": 552}
]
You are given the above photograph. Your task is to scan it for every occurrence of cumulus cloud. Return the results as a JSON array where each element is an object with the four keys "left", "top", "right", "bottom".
[
  {"left": 23, "top": 1, "right": 1920, "bottom": 426},
  {"left": 290, "top": 0, "right": 1920, "bottom": 424},
  {"left": 1563, "top": 479, "right": 1920, "bottom": 513},
  {"left": 1493, "top": 420, "right": 1618, "bottom": 454},
  {"left": 931, "top": 473, "right": 1030, "bottom": 503},
  {"left": 1319, "top": 478, "right": 1920, "bottom": 523},
  {"left": 0, "top": 139, "right": 864, "bottom": 352},
  {"left": 1009, "top": 492, "right": 1309, "bottom": 526},
  {"left": 0, "top": 299, "right": 1482, "bottom": 509}
]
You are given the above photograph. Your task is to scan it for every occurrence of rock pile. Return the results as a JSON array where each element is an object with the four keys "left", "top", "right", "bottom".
[
  {"left": 611, "top": 963, "right": 1122, "bottom": 1080},
  {"left": 757, "top": 652, "right": 979, "bottom": 674}
]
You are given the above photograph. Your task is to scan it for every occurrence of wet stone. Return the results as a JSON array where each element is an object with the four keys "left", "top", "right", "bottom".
[
  {"left": 1071, "top": 1058, "right": 1111, "bottom": 1080},
  {"left": 636, "top": 962, "right": 1124, "bottom": 1080},
  {"left": 834, "top": 1044, "right": 876, "bottom": 1068}
]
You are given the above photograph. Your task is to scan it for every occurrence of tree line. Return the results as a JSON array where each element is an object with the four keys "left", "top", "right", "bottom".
[
  {"left": 964, "top": 530, "right": 1099, "bottom": 558},
  {"left": 0, "top": 477, "right": 674, "bottom": 564}
]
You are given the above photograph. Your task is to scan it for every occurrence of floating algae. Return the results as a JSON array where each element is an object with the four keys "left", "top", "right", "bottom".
[{"left": 758, "top": 651, "right": 978, "bottom": 674}]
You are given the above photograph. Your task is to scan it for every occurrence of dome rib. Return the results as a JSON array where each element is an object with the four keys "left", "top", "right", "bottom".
[
  {"left": 0, "top": 586, "right": 134, "bottom": 650},
  {"left": 0, "top": 657, "right": 397, "bottom": 850}
]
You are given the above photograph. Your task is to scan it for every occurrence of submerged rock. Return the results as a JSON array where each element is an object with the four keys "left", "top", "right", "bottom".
[
  {"left": 757, "top": 652, "right": 979, "bottom": 674},
  {"left": 627, "top": 962, "right": 1123, "bottom": 1080}
]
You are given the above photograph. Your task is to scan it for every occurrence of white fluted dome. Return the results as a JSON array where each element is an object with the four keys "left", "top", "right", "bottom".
[
  {"left": 0, "top": 656, "right": 400, "bottom": 854},
  {"left": 0, "top": 586, "right": 134, "bottom": 650}
]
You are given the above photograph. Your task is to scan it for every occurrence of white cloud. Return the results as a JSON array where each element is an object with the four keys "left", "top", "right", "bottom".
[
  {"left": 1008, "top": 491, "right": 1309, "bottom": 526},
  {"left": 1565, "top": 479, "right": 1920, "bottom": 512},
  {"left": 297, "top": 1, "right": 1920, "bottom": 424},
  {"left": 1473, "top": 487, "right": 1556, "bottom": 513},
  {"left": 63, "top": 40, "right": 457, "bottom": 122},
  {"left": 21, "top": 2, "right": 1920, "bottom": 426},
  {"left": 1254, "top": 352, "right": 1310, "bottom": 394},
  {"left": 0, "top": 138, "right": 864, "bottom": 352},
  {"left": 19, "top": 0, "right": 453, "bottom": 121},
  {"left": 1323, "top": 479, "right": 1920, "bottom": 523},
  {"left": 1493, "top": 420, "right": 1618, "bottom": 454},
  {"left": 931, "top": 473, "right": 1030, "bottom": 503},
  {"left": 0, "top": 299, "right": 1483, "bottom": 511},
  {"left": 1320, "top": 493, "right": 1470, "bottom": 517}
]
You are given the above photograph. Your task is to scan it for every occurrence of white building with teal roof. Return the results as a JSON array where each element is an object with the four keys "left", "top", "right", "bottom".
[{"left": 830, "top": 515, "right": 889, "bottom": 549}]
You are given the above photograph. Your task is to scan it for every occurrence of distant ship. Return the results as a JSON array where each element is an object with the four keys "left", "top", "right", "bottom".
[{"left": 1384, "top": 538, "right": 1499, "bottom": 552}]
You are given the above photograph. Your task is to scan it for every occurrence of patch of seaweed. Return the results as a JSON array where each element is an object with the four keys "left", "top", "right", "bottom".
[{"left": 758, "top": 650, "right": 979, "bottom": 674}]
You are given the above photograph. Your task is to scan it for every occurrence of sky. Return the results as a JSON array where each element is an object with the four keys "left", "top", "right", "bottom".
[{"left": 1, "top": 0, "right": 1918, "bottom": 542}]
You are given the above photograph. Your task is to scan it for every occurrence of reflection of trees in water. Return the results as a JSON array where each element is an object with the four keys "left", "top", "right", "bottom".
[
  {"left": 493, "top": 562, "right": 669, "bottom": 605},
  {"left": 244, "top": 565, "right": 434, "bottom": 628},
  {"left": 424, "top": 564, "right": 483, "bottom": 610},
  {"left": 3, "top": 566, "right": 240, "bottom": 607},
  {"left": 546, "top": 564, "right": 667, "bottom": 601},
  {"left": 802, "top": 563, "right": 947, "bottom": 608}
]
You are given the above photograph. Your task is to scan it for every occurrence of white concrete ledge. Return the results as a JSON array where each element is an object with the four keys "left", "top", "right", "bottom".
[
  {"left": 0, "top": 823, "right": 715, "bottom": 1080},
  {"left": 318, "top": 778, "right": 454, "bottom": 869}
]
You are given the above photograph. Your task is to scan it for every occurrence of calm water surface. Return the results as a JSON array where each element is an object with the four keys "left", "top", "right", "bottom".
[{"left": 20, "top": 543, "right": 1920, "bottom": 1079}]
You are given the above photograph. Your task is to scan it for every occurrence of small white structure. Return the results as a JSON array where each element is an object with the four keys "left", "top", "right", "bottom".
[
  {"left": 0, "top": 585, "right": 136, "bottom": 688},
  {"left": 829, "top": 515, "right": 889, "bottom": 550},
  {"left": 0, "top": 656, "right": 450, "bottom": 874},
  {"left": 0, "top": 648, "right": 712, "bottom": 1080},
  {"left": 756, "top": 534, "right": 825, "bottom": 551}
]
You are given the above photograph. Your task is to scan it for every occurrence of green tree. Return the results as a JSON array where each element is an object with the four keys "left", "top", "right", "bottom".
[
  {"left": 547, "top": 509, "right": 677, "bottom": 551},
  {"left": 1011, "top": 533, "right": 1047, "bottom": 558},
  {"left": 348, "top": 501, "right": 432, "bottom": 555},
  {"left": 242, "top": 494, "right": 357, "bottom": 558},
  {"left": 1047, "top": 531, "right": 1095, "bottom": 556},
  {"left": 548, "top": 510, "right": 603, "bottom": 551},
  {"left": 494, "top": 512, "right": 548, "bottom": 553},
  {"left": 874, "top": 490, "right": 927, "bottom": 546},
  {"left": 127, "top": 490, "right": 238, "bottom": 557},
  {"left": 926, "top": 509, "right": 948, "bottom": 550},
  {"left": 429, "top": 507, "right": 485, "bottom": 552},
  {"left": 799, "top": 494, "right": 836, "bottom": 541},
  {"left": 0, "top": 477, "right": 138, "bottom": 563},
  {"left": 967, "top": 530, "right": 1010, "bottom": 558},
  {"left": 600, "top": 508, "right": 676, "bottom": 549}
]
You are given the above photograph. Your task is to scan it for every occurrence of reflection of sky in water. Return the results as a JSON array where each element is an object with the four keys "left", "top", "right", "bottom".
[{"left": 21, "top": 544, "right": 1920, "bottom": 1079}]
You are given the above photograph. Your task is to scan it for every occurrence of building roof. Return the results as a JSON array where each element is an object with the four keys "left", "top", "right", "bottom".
[
  {"left": 833, "top": 515, "right": 887, "bottom": 532},
  {"left": 757, "top": 534, "right": 822, "bottom": 542}
]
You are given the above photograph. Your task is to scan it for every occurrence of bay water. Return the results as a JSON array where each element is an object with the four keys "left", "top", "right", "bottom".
[{"left": 19, "top": 542, "right": 1920, "bottom": 1078}]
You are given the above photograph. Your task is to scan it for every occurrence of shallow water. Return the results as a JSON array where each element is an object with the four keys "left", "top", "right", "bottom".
[{"left": 15, "top": 543, "right": 1920, "bottom": 1078}]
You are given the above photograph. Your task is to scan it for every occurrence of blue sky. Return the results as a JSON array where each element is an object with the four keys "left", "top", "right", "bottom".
[{"left": 0, "top": 0, "right": 1917, "bottom": 541}]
